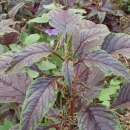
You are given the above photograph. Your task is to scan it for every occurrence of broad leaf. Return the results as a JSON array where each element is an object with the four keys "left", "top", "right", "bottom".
[
  {"left": 99, "top": 78, "right": 121, "bottom": 107},
  {"left": 9, "top": 44, "right": 22, "bottom": 53},
  {"left": 28, "top": 14, "right": 49, "bottom": 24},
  {"left": 10, "top": 124, "right": 55, "bottom": 130},
  {"left": 49, "top": 9, "right": 81, "bottom": 34},
  {"left": 10, "top": 125, "right": 19, "bottom": 130},
  {"left": 75, "top": 64, "right": 105, "bottom": 104},
  {"left": 0, "top": 120, "right": 13, "bottom": 130},
  {"left": 73, "top": 20, "right": 110, "bottom": 56},
  {"left": 112, "top": 82, "right": 130, "bottom": 109},
  {"left": 23, "top": 34, "right": 40, "bottom": 45},
  {"left": 102, "top": 33, "right": 130, "bottom": 58},
  {"left": 0, "top": 73, "right": 31, "bottom": 103},
  {"left": 37, "top": 60, "right": 56, "bottom": 71},
  {"left": 78, "top": 106, "right": 119, "bottom": 130},
  {"left": 84, "top": 50, "right": 130, "bottom": 79},
  {"left": 0, "top": 52, "right": 13, "bottom": 73},
  {"left": 26, "top": 68, "right": 39, "bottom": 78},
  {"left": 5, "top": 43, "right": 52, "bottom": 74},
  {"left": 20, "top": 77, "right": 57, "bottom": 130},
  {"left": 62, "top": 60, "right": 74, "bottom": 94}
]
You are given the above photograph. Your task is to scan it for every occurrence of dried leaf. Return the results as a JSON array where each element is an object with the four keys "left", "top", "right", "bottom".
[
  {"left": 102, "top": 33, "right": 130, "bottom": 58},
  {"left": 84, "top": 50, "right": 130, "bottom": 79},
  {"left": 97, "top": 11, "right": 106, "bottom": 23},
  {"left": 0, "top": 19, "right": 18, "bottom": 34},
  {"left": 0, "top": 19, "right": 19, "bottom": 44},
  {"left": 112, "top": 83, "right": 130, "bottom": 109},
  {"left": 78, "top": 106, "right": 119, "bottom": 130},
  {"left": 0, "top": 73, "right": 31, "bottom": 103},
  {"left": 20, "top": 77, "right": 57, "bottom": 130},
  {"left": 57, "top": 0, "right": 75, "bottom": 7},
  {"left": 8, "top": 2, "right": 25, "bottom": 18}
]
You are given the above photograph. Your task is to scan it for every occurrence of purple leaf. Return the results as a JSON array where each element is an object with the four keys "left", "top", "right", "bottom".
[
  {"left": 62, "top": 60, "right": 74, "bottom": 94},
  {"left": 102, "top": 33, "right": 130, "bottom": 58},
  {"left": 20, "top": 77, "right": 57, "bottom": 130},
  {"left": 0, "top": 32, "right": 19, "bottom": 45},
  {"left": 75, "top": 64, "right": 105, "bottom": 105},
  {"left": 78, "top": 106, "right": 119, "bottom": 130},
  {"left": 49, "top": 9, "right": 81, "bottom": 34},
  {"left": 0, "top": 52, "right": 14, "bottom": 74},
  {"left": 4, "top": 43, "right": 52, "bottom": 74},
  {"left": 84, "top": 50, "right": 130, "bottom": 79},
  {"left": 0, "top": 73, "right": 31, "bottom": 103},
  {"left": 112, "top": 82, "right": 130, "bottom": 109},
  {"left": 73, "top": 20, "right": 110, "bottom": 57}
]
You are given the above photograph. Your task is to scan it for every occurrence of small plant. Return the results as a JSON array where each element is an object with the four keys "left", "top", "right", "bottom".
[{"left": 1, "top": 6, "right": 130, "bottom": 130}]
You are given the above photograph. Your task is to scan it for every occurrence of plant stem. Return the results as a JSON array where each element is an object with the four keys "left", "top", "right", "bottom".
[{"left": 52, "top": 51, "right": 64, "bottom": 61}]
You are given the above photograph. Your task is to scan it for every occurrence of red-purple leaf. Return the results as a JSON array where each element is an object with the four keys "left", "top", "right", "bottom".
[
  {"left": 73, "top": 20, "right": 110, "bottom": 57},
  {"left": 84, "top": 50, "right": 130, "bottom": 79},
  {"left": 75, "top": 62, "right": 89, "bottom": 83},
  {"left": 0, "top": 32, "right": 19, "bottom": 45},
  {"left": 112, "top": 83, "right": 130, "bottom": 109},
  {"left": 0, "top": 19, "right": 19, "bottom": 44},
  {"left": 0, "top": 52, "right": 14, "bottom": 74},
  {"left": 75, "top": 64, "right": 105, "bottom": 104},
  {"left": 102, "top": 33, "right": 130, "bottom": 58},
  {"left": 49, "top": 9, "right": 81, "bottom": 34},
  {"left": 62, "top": 60, "right": 74, "bottom": 94},
  {"left": 5, "top": 43, "right": 52, "bottom": 74},
  {"left": 78, "top": 106, "right": 119, "bottom": 130},
  {"left": 0, "top": 73, "right": 31, "bottom": 103},
  {"left": 20, "top": 77, "right": 57, "bottom": 130}
]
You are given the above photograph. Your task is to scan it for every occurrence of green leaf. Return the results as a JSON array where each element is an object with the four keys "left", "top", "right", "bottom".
[
  {"left": 37, "top": 60, "right": 56, "bottom": 71},
  {"left": 9, "top": 44, "right": 22, "bottom": 52},
  {"left": 20, "top": 32, "right": 28, "bottom": 43},
  {"left": 0, "top": 44, "right": 8, "bottom": 54},
  {"left": 23, "top": 34, "right": 40, "bottom": 45},
  {"left": 27, "top": 68, "right": 39, "bottom": 78},
  {"left": 99, "top": 78, "right": 121, "bottom": 107},
  {"left": 69, "top": 8, "right": 86, "bottom": 14},
  {"left": 128, "top": 6, "right": 130, "bottom": 12},
  {"left": 28, "top": 14, "right": 49, "bottom": 24},
  {"left": 0, "top": 120, "right": 13, "bottom": 130}
]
